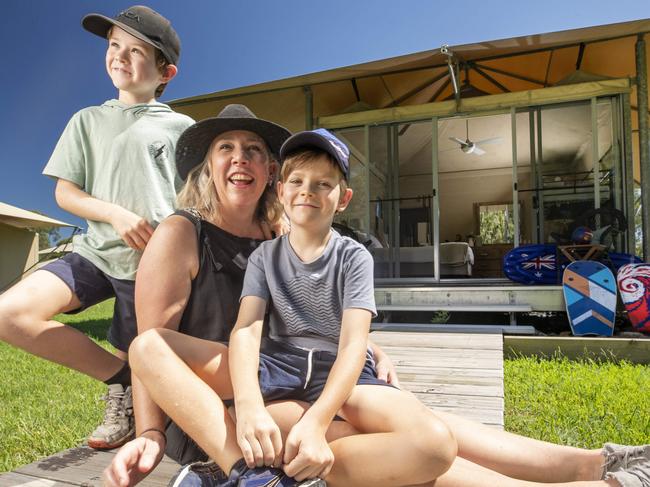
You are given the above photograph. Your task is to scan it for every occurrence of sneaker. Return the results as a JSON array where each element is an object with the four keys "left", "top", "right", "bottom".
[
  {"left": 294, "top": 480, "right": 326, "bottom": 487},
  {"left": 168, "top": 458, "right": 326, "bottom": 487},
  {"left": 87, "top": 384, "right": 135, "bottom": 450},
  {"left": 603, "top": 443, "right": 650, "bottom": 487},
  {"left": 168, "top": 461, "right": 228, "bottom": 487},
  {"left": 235, "top": 465, "right": 325, "bottom": 487},
  {"left": 605, "top": 470, "right": 649, "bottom": 487}
]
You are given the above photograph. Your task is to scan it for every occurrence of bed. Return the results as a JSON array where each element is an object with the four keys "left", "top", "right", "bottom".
[{"left": 371, "top": 242, "right": 474, "bottom": 278}]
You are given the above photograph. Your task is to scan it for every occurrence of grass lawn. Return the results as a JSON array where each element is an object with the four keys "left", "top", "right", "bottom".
[
  {"left": 0, "top": 300, "right": 114, "bottom": 472},
  {"left": 1, "top": 301, "right": 649, "bottom": 472},
  {"left": 505, "top": 355, "right": 650, "bottom": 448}
]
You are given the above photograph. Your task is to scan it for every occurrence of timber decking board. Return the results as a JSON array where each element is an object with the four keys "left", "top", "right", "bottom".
[{"left": 2, "top": 331, "right": 504, "bottom": 486}]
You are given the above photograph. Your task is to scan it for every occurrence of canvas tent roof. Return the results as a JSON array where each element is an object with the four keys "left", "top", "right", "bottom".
[
  {"left": 170, "top": 18, "right": 650, "bottom": 133},
  {"left": 0, "top": 202, "right": 75, "bottom": 230}
]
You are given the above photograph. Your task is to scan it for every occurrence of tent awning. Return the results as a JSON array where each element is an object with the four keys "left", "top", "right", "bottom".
[
  {"left": 0, "top": 202, "right": 76, "bottom": 230},
  {"left": 170, "top": 18, "right": 650, "bottom": 109}
]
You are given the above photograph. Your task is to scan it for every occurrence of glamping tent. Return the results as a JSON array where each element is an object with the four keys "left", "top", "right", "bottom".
[
  {"left": 0, "top": 202, "right": 75, "bottom": 291},
  {"left": 169, "top": 19, "right": 650, "bottom": 327}
]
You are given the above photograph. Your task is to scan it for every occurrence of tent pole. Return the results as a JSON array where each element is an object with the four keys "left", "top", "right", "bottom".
[
  {"left": 636, "top": 34, "right": 650, "bottom": 260},
  {"left": 304, "top": 86, "right": 313, "bottom": 130}
]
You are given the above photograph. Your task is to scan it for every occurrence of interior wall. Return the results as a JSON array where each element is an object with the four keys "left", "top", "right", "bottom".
[{"left": 400, "top": 169, "right": 532, "bottom": 243}]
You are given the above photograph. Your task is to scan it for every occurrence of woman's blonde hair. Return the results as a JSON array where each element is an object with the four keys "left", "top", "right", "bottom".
[{"left": 176, "top": 140, "right": 283, "bottom": 225}]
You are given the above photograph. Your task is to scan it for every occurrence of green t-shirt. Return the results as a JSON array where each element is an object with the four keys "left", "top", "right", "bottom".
[{"left": 43, "top": 99, "right": 194, "bottom": 280}]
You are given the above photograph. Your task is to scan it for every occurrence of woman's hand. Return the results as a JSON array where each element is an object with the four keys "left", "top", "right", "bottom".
[
  {"left": 236, "top": 405, "right": 284, "bottom": 469},
  {"left": 282, "top": 417, "right": 334, "bottom": 482},
  {"left": 102, "top": 435, "right": 165, "bottom": 487}
]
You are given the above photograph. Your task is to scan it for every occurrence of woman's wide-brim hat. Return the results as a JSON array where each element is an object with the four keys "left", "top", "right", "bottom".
[{"left": 175, "top": 104, "right": 291, "bottom": 181}]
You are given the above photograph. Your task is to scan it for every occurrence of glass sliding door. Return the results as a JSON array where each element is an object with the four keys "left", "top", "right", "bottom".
[
  {"left": 518, "top": 97, "right": 626, "bottom": 251},
  {"left": 438, "top": 113, "right": 514, "bottom": 278},
  {"left": 394, "top": 121, "right": 434, "bottom": 277}
]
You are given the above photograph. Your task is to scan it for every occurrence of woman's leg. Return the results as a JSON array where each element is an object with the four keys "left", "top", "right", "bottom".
[
  {"left": 130, "top": 328, "right": 360, "bottom": 471},
  {"left": 0, "top": 270, "right": 124, "bottom": 379},
  {"left": 433, "top": 410, "right": 604, "bottom": 482},
  {"left": 426, "top": 456, "right": 617, "bottom": 487},
  {"left": 128, "top": 328, "right": 243, "bottom": 473},
  {"left": 320, "top": 386, "right": 616, "bottom": 487},
  {"left": 322, "top": 385, "right": 457, "bottom": 487}
]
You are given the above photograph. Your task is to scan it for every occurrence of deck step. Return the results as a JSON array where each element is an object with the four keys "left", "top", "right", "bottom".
[
  {"left": 372, "top": 322, "right": 536, "bottom": 334},
  {"left": 377, "top": 303, "right": 533, "bottom": 312},
  {"left": 1, "top": 331, "right": 504, "bottom": 486}
]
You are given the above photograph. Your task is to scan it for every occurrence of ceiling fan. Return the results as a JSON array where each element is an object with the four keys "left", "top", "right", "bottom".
[{"left": 447, "top": 119, "right": 501, "bottom": 156}]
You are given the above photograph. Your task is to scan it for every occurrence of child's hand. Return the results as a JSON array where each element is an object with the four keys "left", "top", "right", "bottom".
[
  {"left": 236, "top": 405, "right": 283, "bottom": 469},
  {"left": 375, "top": 354, "right": 401, "bottom": 388},
  {"left": 109, "top": 207, "right": 155, "bottom": 250},
  {"left": 283, "top": 418, "right": 334, "bottom": 481}
]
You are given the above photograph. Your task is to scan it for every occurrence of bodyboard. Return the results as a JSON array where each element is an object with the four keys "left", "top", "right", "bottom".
[
  {"left": 562, "top": 261, "right": 616, "bottom": 336},
  {"left": 616, "top": 263, "right": 650, "bottom": 333}
]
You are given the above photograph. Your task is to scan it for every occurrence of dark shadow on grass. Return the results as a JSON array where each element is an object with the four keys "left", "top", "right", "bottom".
[{"left": 68, "top": 319, "right": 112, "bottom": 342}]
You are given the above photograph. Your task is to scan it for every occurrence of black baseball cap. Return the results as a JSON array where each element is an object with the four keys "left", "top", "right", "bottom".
[
  {"left": 82, "top": 5, "right": 180, "bottom": 65},
  {"left": 280, "top": 129, "right": 350, "bottom": 181}
]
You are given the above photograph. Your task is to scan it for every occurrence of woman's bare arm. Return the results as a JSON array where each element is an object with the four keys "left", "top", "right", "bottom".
[{"left": 104, "top": 215, "right": 199, "bottom": 487}]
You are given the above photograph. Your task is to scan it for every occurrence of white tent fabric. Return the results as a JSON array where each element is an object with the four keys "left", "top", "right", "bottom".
[{"left": 0, "top": 202, "right": 75, "bottom": 229}]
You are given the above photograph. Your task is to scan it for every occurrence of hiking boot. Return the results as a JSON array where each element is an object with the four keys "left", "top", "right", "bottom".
[
  {"left": 87, "top": 384, "right": 135, "bottom": 450},
  {"left": 603, "top": 443, "right": 650, "bottom": 487}
]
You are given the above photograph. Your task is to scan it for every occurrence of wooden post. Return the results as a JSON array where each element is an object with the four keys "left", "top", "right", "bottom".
[{"left": 636, "top": 34, "right": 650, "bottom": 259}]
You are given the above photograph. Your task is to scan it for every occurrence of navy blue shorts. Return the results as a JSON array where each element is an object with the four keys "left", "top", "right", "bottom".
[
  {"left": 41, "top": 253, "right": 136, "bottom": 352},
  {"left": 258, "top": 339, "right": 393, "bottom": 404}
]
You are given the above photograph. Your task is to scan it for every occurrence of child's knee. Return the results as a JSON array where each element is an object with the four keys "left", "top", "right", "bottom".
[
  {"left": 417, "top": 414, "right": 458, "bottom": 475},
  {"left": 0, "top": 294, "right": 30, "bottom": 341}
]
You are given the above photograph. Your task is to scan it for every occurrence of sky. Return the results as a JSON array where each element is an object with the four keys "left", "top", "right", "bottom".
[{"left": 2, "top": 0, "right": 650, "bottom": 238}]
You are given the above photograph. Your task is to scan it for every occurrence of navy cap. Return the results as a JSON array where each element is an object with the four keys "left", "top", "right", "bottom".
[{"left": 280, "top": 128, "right": 350, "bottom": 181}]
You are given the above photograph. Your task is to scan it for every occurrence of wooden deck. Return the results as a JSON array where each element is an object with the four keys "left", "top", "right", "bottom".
[{"left": 1, "top": 331, "right": 504, "bottom": 486}]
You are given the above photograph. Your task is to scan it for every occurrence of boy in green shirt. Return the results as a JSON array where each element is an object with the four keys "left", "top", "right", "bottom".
[{"left": 0, "top": 5, "right": 193, "bottom": 449}]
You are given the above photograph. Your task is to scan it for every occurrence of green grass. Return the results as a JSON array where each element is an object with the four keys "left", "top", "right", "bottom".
[
  {"left": 505, "top": 355, "right": 650, "bottom": 448},
  {"left": 0, "top": 300, "right": 115, "bottom": 472},
  {"left": 2, "top": 301, "right": 649, "bottom": 472}
]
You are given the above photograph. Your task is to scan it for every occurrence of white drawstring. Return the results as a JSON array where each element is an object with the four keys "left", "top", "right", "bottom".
[{"left": 303, "top": 349, "right": 315, "bottom": 389}]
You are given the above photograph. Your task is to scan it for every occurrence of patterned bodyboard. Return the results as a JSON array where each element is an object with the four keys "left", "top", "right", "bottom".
[
  {"left": 562, "top": 261, "right": 616, "bottom": 336},
  {"left": 616, "top": 263, "right": 650, "bottom": 333}
]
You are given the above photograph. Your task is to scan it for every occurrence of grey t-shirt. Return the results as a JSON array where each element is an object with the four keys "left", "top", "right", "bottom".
[
  {"left": 43, "top": 99, "right": 194, "bottom": 280},
  {"left": 242, "top": 231, "right": 376, "bottom": 353}
]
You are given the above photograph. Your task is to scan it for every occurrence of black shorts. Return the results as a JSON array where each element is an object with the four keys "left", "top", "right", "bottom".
[
  {"left": 258, "top": 339, "right": 394, "bottom": 404},
  {"left": 41, "top": 252, "right": 136, "bottom": 352}
]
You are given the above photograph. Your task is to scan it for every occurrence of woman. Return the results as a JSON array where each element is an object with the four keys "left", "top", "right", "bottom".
[
  {"left": 101, "top": 104, "right": 387, "bottom": 485},
  {"left": 104, "top": 105, "right": 649, "bottom": 487}
]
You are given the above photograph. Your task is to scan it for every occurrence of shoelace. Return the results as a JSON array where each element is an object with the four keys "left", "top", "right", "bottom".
[
  {"left": 603, "top": 446, "right": 647, "bottom": 471},
  {"left": 100, "top": 390, "right": 127, "bottom": 425}
]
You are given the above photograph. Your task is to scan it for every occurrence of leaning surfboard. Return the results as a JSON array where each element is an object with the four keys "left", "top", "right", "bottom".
[
  {"left": 562, "top": 261, "right": 616, "bottom": 336},
  {"left": 616, "top": 263, "right": 650, "bottom": 333}
]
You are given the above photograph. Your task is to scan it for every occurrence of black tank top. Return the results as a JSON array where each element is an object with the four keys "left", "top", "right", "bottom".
[
  {"left": 175, "top": 208, "right": 265, "bottom": 341},
  {"left": 166, "top": 209, "right": 265, "bottom": 463}
]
